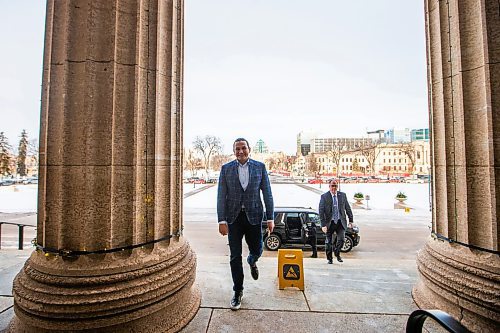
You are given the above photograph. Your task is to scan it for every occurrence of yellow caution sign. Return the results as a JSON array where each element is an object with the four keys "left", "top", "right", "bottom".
[{"left": 278, "top": 249, "right": 304, "bottom": 290}]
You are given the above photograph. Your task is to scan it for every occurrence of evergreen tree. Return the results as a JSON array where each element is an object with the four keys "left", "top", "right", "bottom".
[
  {"left": 352, "top": 157, "right": 360, "bottom": 172},
  {"left": 0, "top": 132, "right": 13, "bottom": 176},
  {"left": 17, "top": 129, "right": 29, "bottom": 176}
]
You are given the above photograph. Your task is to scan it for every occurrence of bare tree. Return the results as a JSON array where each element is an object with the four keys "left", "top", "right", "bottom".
[
  {"left": 397, "top": 143, "right": 417, "bottom": 174},
  {"left": 286, "top": 155, "right": 296, "bottom": 172},
  {"left": 305, "top": 153, "right": 319, "bottom": 177},
  {"left": 266, "top": 157, "right": 277, "bottom": 171},
  {"left": 28, "top": 138, "right": 39, "bottom": 167},
  {"left": 185, "top": 150, "right": 202, "bottom": 177},
  {"left": 211, "top": 153, "right": 231, "bottom": 172},
  {"left": 354, "top": 141, "right": 380, "bottom": 176},
  {"left": 326, "top": 142, "right": 345, "bottom": 178},
  {"left": 192, "top": 135, "right": 222, "bottom": 179},
  {"left": 275, "top": 152, "right": 289, "bottom": 171}
]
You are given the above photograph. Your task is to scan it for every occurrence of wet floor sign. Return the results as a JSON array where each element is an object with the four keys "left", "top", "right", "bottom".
[{"left": 278, "top": 249, "right": 304, "bottom": 290}]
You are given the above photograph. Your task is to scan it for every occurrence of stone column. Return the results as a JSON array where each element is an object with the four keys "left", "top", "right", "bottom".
[
  {"left": 10, "top": 0, "right": 200, "bottom": 332},
  {"left": 414, "top": 1, "right": 499, "bottom": 332}
]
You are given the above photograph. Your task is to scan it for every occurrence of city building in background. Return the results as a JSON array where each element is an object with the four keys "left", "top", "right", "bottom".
[
  {"left": 385, "top": 127, "right": 411, "bottom": 144},
  {"left": 296, "top": 130, "right": 317, "bottom": 156},
  {"left": 253, "top": 139, "right": 269, "bottom": 153},
  {"left": 310, "top": 137, "right": 374, "bottom": 153},
  {"left": 411, "top": 128, "right": 430, "bottom": 141},
  {"left": 366, "top": 129, "right": 386, "bottom": 144},
  {"left": 374, "top": 142, "right": 430, "bottom": 175},
  {"left": 289, "top": 140, "right": 431, "bottom": 178},
  {"left": 179, "top": 126, "right": 431, "bottom": 181}
]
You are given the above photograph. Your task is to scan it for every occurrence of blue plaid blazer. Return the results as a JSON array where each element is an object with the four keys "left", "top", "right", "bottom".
[{"left": 217, "top": 159, "right": 274, "bottom": 225}]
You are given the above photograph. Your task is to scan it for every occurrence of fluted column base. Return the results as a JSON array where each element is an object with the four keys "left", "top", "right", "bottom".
[
  {"left": 413, "top": 238, "right": 500, "bottom": 333},
  {"left": 8, "top": 239, "right": 200, "bottom": 332}
]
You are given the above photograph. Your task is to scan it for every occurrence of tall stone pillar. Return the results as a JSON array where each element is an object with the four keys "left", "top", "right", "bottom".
[
  {"left": 10, "top": 1, "right": 200, "bottom": 332},
  {"left": 414, "top": 1, "right": 499, "bottom": 332}
]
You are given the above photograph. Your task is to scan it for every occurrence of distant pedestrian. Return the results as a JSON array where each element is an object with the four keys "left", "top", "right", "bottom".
[
  {"left": 319, "top": 179, "right": 353, "bottom": 264},
  {"left": 217, "top": 138, "right": 274, "bottom": 310}
]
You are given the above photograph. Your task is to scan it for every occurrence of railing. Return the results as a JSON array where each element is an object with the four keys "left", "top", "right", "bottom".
[
  {"left": 0, "top": 222, "right": 36, "bottom": 250},
  {"left": 406, "top": 309, "right": 471, "bottom": 333}
]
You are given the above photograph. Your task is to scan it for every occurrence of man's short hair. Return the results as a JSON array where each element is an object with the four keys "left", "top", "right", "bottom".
[{"left": 233, "top": 137, "right": 250, "bottom": 149}]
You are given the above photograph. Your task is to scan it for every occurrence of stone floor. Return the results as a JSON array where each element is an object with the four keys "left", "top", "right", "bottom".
[{"left": 0, "top": 184, "right": 442, "bottom": 332}]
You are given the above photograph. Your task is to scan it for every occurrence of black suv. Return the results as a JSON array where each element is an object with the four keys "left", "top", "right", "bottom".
[{"left": 262, "top": 207, "right": 360, "bottom": 252}]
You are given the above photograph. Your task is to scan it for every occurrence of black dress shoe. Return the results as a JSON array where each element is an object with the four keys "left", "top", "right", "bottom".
[
  {"left": 336, "top": 256, "right": 343, "bottom": 262},
  {"left": 250, "top": 264, "right": 259, "bottom": 280},
  {"left": 327, "top": 259, "right": 333, "bottom": 264},
  {"left": 230, "top": 291, "right": 243, "bottom": 310},
  {"left": 310, "top": 254, "right": 318, "bottom": 258}
]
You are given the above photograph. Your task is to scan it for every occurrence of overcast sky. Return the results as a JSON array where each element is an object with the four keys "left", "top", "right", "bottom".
[{"left": 0, "top": 1, "right": 428, "bottom": 155}]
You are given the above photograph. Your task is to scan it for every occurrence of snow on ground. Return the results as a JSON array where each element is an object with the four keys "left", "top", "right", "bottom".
[
  {"left": 305, "top": 183, "right": 431, "bottom": 210},
  {"left": 183, "top": 183, "right": 431, "bottom": 217},
  {"left": 1, "top": 183, "right": 431, "bottom": 219},
  {"left": 0, "top": 185, "right": 38, "bottom": 213}
]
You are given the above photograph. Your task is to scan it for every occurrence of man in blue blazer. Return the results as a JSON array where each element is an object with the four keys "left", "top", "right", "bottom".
[
  {"left": 319, "top": 179, "right": 353, "bottom": 264},
  {"left": 217, "top": 138, "right": 274, "bottom": 311}
]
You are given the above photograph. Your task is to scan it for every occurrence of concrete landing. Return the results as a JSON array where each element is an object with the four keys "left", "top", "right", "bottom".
[{"left": 180, "top": 254, "right": 418, "bottom": 332}]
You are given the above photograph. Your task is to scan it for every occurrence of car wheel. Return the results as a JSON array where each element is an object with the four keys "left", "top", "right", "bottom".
[
  {"left": 340, "top": 235, "right": 354, "bottom": 253},
  {"left": 264, "top": 234, "right": 281, "bottom": 251}
]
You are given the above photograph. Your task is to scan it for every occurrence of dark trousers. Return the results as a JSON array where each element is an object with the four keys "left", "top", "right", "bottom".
[
  {"left": 228, "top": 210, "right": 263, "bottom": 292},
  {"left": 325, "top": 221, "right": 345, "bottom": 260},
  {"left": 306, "top": 235, "right": 317, "bottom": 256}
]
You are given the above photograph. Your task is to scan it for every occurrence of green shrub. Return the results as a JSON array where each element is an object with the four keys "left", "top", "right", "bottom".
[
  {"left": 396, "top": 191, "right": 407, "bottom": 199},
  {"left": 354, "top": 192, "right": 364, "bottom": 199}
]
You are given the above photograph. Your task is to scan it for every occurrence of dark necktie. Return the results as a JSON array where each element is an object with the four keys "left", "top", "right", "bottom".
[{"left": 332, "top": 195, "right": 339, "bottom": 223}]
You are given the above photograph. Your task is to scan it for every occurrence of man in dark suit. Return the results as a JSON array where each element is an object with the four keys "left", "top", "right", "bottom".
[
  {"left": 319, "top": 179, "right": 353, "bottom": 264},
  {"left": 217, "top": 138, "right": 274, "bottom": 310}
]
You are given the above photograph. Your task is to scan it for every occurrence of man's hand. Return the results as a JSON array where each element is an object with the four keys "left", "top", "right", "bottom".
[
  {"left": 218, "top": 223, "right": 228, "bottom": 236},
  {"left": 348, "top": 222, "right": 353, "bottom": 229},
  {"left": 267, "top": 220, "right": 274, "bottom": 233},
  {"left": 321, "top": 226, "right": 327, "bottom": 233}
]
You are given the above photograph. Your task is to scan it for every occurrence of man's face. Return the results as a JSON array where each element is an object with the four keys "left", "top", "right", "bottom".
[
  {"left": 329, "top": 181, "right": 338, "bottom": 194},
  {"left": 234, "top": 140, "right": 250, "bottom": 164}
]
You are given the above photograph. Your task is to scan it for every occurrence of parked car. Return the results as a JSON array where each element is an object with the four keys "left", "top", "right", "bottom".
[
  {"left": 0, "top": 179, "right": 16, "bottom": 186},
  {"left": 187, "top": 177, "right": 206, "bottom": 184},
  {"left": 262, "top": 207, "right": 360, "bottom": 252},
  {"left": 405, "top": 175, "right": 424, "bottom": 184},
  {"left": 23, "top": 177, "right": 38, "bottom": 184},
  {"left": 307, "top": 178, "right": 323, "bottom": 184}
]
